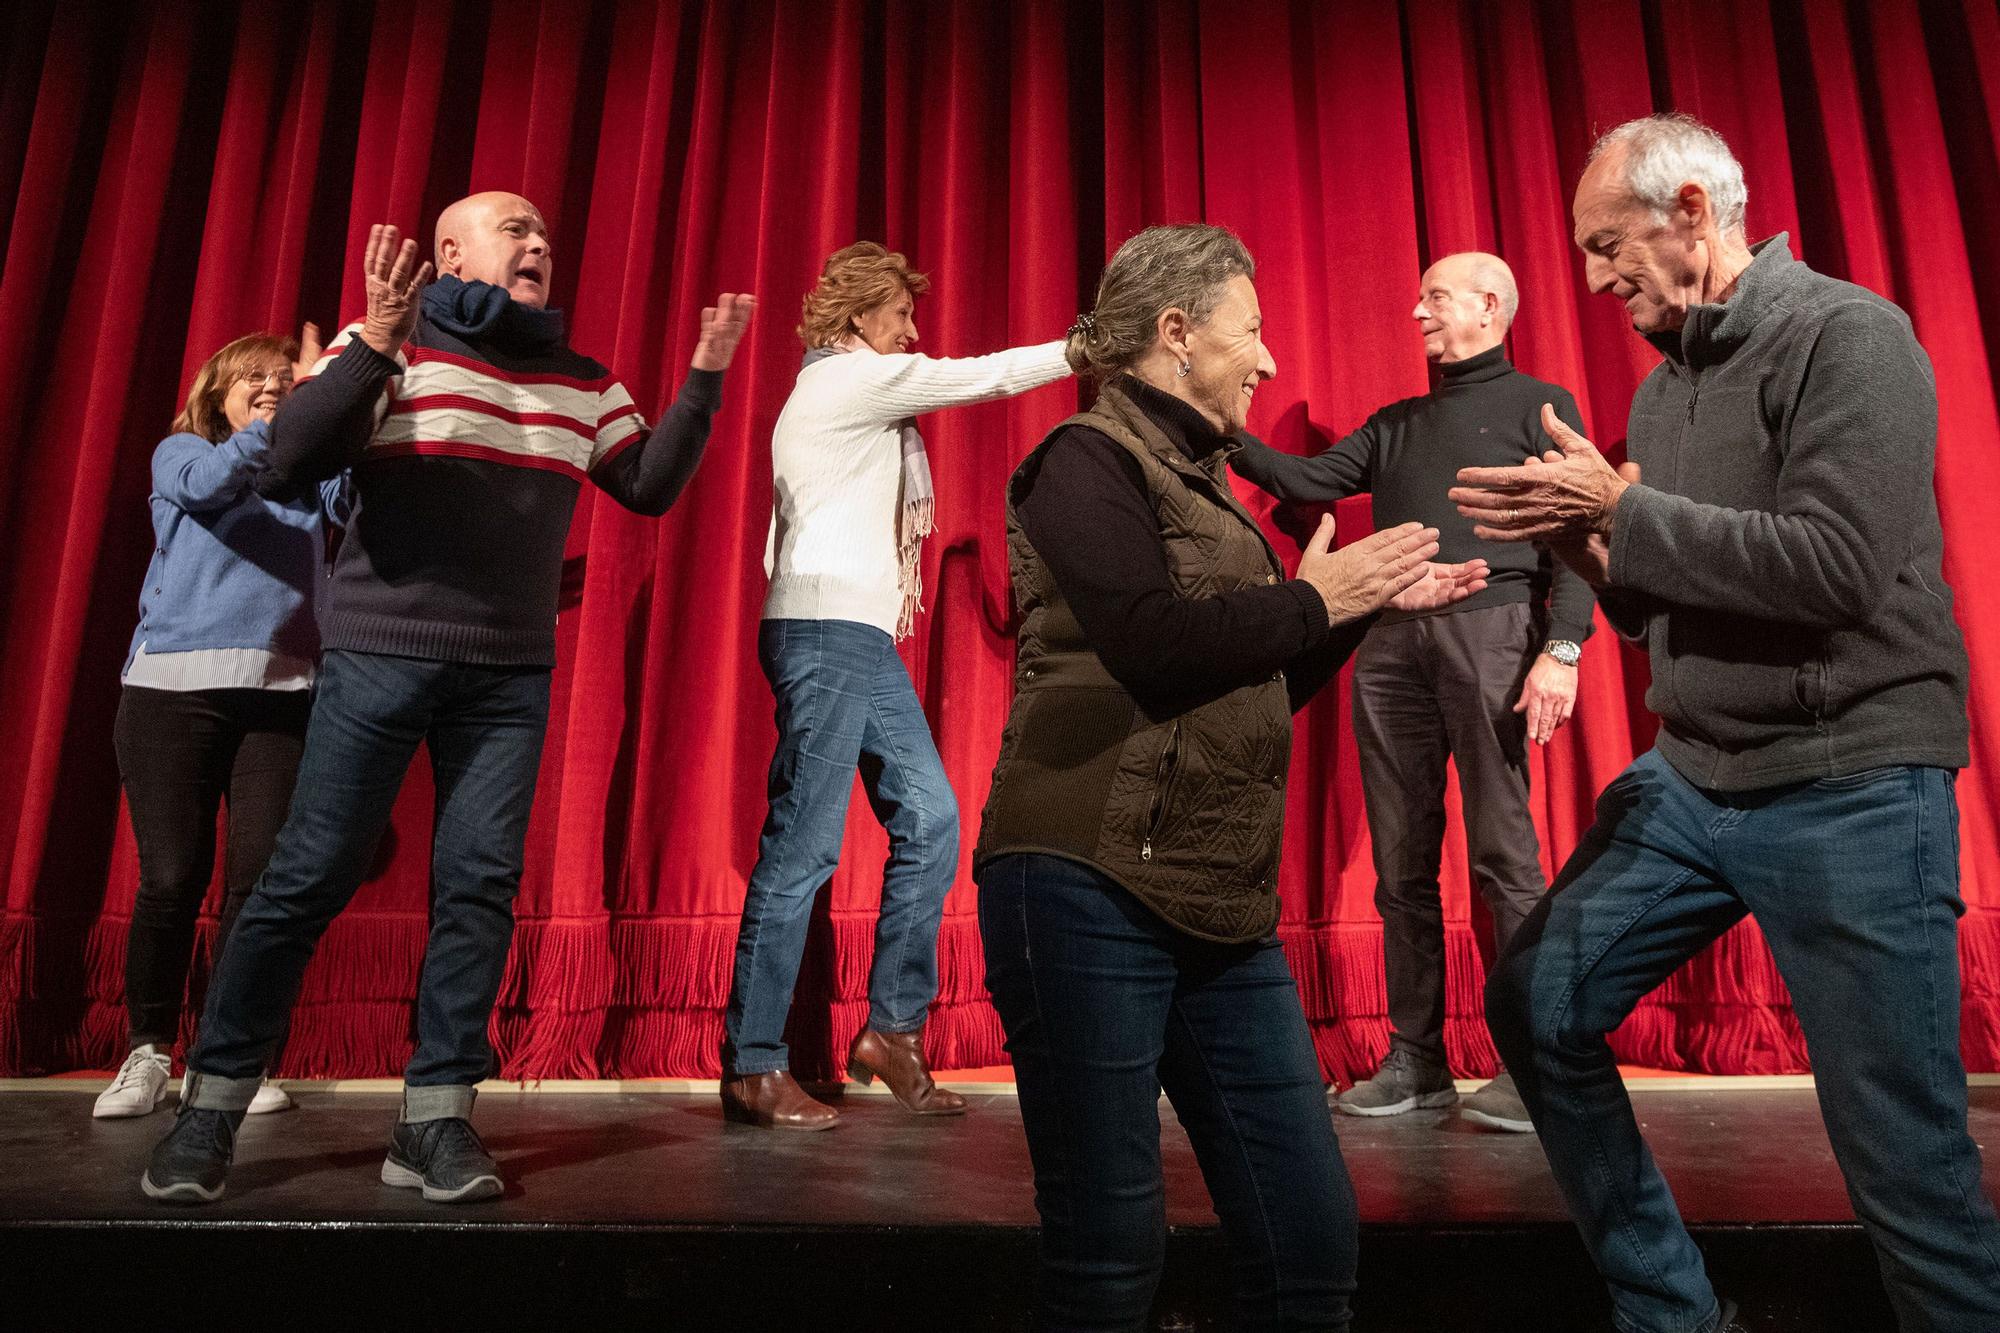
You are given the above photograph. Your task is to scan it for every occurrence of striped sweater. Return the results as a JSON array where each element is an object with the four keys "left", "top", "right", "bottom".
[{"left": 256, "top": 316, "right": 723, "bottom": 666}]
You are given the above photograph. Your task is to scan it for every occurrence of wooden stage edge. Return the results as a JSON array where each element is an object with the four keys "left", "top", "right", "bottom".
[{"left": 11, "top": 1070, "right": 2000, "bottom": 1095}]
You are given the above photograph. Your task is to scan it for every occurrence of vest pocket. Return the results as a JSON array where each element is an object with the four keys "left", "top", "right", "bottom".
[{"left": 1141, "top": 721, "right": 1183, "bottom": 863}]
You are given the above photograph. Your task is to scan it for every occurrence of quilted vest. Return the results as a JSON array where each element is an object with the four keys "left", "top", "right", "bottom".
[{"left": 974, "top": 378, "right": 1294, "bottom": 943}]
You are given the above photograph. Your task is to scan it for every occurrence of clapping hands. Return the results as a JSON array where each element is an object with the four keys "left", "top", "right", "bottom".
[{"left": 1294, "top": 515, "right": 1488, "bottom": 624}]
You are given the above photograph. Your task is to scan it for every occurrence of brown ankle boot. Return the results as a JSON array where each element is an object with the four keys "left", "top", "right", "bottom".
[
  {"left": 719, "top": 1070, "right": 839, "bottom": 1131},
  {"left": 846, "top": 1027, "right": 968, "bottom": 1116}
]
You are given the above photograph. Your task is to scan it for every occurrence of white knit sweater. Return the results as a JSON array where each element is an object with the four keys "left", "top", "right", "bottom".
[{"left": 762, "top": 340, "right": 1071, "bottom": 635}]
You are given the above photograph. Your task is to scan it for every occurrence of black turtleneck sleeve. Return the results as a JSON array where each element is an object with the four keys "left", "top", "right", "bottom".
[
  {"left": 1016, "top": 378, "right": 1379, "bottom": 719},
  {"left": 1017, "top": 430, "right": 1354, "bottom": 719},
  {"left": 1228, "top": 347, "right": 1598, "bottom": 646},
  {"left": 1230, "top": 417, "right": 1378, "bottom": 501}
]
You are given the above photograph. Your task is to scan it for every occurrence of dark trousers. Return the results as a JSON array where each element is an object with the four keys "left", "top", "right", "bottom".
[
  {"left": 187, "top": 650, "right": 550, "bottom": 1107},
  {"left": 1351, "top": 601, "right": 1543, "bottom": 1063},
  {"left": 979, "top": 853, "right": 1357, "bottom": 1332},
  {"left": 1487, "top": 751, "right": 2000, "bottom": 1332},
  {"left": 113, "top": 685, "right": 309, "bottom": 1050}
]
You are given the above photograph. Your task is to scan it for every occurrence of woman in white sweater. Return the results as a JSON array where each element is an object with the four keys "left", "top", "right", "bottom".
[{"left": 721, "top": 242, "right": 1071, "bottom": 1129}]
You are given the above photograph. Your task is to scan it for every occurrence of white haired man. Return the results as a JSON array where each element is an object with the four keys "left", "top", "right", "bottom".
[
  {"left": 1454, "top": 114, "right": 2000, "bottom": 1331},
  {"left": 1231, "top": 252, "right": 1596, "bottom": 1134}
]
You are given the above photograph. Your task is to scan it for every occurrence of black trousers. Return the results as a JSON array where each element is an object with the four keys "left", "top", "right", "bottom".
[
  {"left": 1350, "top": 602, "right": 1545, "bottom": 1064},
  {"left": 112, "top": 684, "right": 309, "bottom": 1050}
]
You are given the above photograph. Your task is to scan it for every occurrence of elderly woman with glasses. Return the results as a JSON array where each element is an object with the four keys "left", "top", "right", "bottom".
[
  {"left": 94, "top": 327, "right": 346, "bottom": 1121},
  {"left": 975, "top": 224, "right": 1487, "bottom": 1329}
]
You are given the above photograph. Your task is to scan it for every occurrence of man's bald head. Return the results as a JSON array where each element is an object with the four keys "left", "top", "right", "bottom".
[
  {"left": 1412, "top": 251, "right": 1518, "bottom": 363},
  {"left": 434, "top": 191, "right": 552, "bottom": 308}
]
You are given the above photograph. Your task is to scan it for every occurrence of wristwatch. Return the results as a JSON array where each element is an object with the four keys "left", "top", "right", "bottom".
[{"left": 1541, "top": 639, "right": 1582, "bottom": 668}]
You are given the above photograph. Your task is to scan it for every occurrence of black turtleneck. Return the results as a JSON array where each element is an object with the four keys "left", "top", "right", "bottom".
[
  {"left": 1229, "top": 344, "right": 1596, "bottom": 644},
  {"left": 1016, "top": 375, "right": 1372, "bottom": 719}
]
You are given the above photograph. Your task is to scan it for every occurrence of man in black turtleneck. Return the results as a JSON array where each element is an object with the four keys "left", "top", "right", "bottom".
[{"left": 1231, "top": 252, "right": 1594, "bottom": 1134}]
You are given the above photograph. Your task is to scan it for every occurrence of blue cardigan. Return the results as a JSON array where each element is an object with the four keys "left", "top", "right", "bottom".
[{"left": 123, "top": 420, "right": 347, "bottom": 674}]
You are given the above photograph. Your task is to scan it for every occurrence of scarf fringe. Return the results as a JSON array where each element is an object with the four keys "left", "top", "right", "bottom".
[{"left": 894, "top": 490, "right": 934, "bottom": 641}]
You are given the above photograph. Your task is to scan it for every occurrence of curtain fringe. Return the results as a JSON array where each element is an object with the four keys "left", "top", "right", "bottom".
[{"left": 3, "top": 909, "right": 1997, "bottom": 1078}]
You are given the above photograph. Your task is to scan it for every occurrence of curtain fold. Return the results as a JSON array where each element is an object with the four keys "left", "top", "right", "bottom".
[{"left": 3, "top": 0, "right": 1995, "bottom": 1081}]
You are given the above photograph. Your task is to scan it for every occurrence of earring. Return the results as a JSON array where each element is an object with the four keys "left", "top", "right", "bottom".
[{"left": 1176, "top": 361, "right": 1190, "bottom": 378}]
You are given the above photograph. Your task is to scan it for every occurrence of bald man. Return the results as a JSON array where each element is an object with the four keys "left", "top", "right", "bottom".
[
  {"left": 143, "top": 193, "right": 755, "bottom": 1206},
  {"left": 1231, "top": 252, "right": 1594, "bottom": 1133}
]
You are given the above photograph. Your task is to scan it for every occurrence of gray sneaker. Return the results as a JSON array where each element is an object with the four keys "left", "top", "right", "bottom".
[
  {"left": 381, "top": 1116, "right": 503, "bottom": 1203},
  {"left": 141, "top": 1105, "right": 245, "bottom": 1204},
  {"left": 1335, "top": 1046, "right": 1457, "bottom": 1117},
  {"left": 1459, "top": 1070, "right": 1534, "bottom": 1133}
]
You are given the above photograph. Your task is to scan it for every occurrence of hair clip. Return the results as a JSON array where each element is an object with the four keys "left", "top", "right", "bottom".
[{"left": 1067, "top": 312, "right": 1098, "bottom": 339}]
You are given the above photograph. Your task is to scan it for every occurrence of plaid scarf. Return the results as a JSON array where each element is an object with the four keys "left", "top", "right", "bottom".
[{"left": 801, "top": 338, "right": 935, "bottom": 640}]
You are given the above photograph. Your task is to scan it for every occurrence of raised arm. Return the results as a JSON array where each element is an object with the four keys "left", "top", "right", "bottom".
[
  {"left": 591, "top": 294, "right": 755, "bottom": 515},
  {"left": 1453, "top": 305, "right": 1933, "bottom": 628},
  {"left": 1604, "top": 307, "right": 1934, "bottom": 626},
  {"left": 1019, "top": 429, "right": 1461, "bottom": 719},
  {"left": 259, "top": 226, "right": 431, "bottom": 498},
  {"left": 152, "top": 426, "right": 268, "bottom": 513},
  {"left": 1229, "top": 416, "right": 1378, "bottom": 503},
  {"left": 846, "top": 341, "right": 1071, "bottom": 422}
]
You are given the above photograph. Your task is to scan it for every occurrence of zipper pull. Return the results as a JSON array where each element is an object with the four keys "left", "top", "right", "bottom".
[{"left": 1141, "top": 838, "right": 1153, "bottom": 862}]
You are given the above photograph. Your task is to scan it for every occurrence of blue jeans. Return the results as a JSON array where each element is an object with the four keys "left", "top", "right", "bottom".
[
  {"left": 1486, "top": 749, "right": 2000, "bottom": 1333},
  {"left": 979, "top": 853, "right": 1357, "bottom": 1332},
  {"left": 722, "top": 619, "right": 959, "bottom": 1076},
  {"left": 187, "top": 650, "right": 550, "bottom": 1116}
]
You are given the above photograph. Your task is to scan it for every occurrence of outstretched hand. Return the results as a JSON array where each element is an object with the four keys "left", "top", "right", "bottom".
[
  {"left": 1386, "top": 558, "right": 1490, "bottom": 612},
  {"left": 1295, "top": 514, "right": 1443, "bottom": 625},
  {"left": 692, "top": 293, "right": 757, "bottom": 371},
  {"left": 358, "top": 224, "right": 434, "bottom": 359},
  {"left": 1521, "top": 445, "right": 1642, "bottom": 589},
  {"left": 1447, "top": 403, "right": 1630, "bottom": 543}
]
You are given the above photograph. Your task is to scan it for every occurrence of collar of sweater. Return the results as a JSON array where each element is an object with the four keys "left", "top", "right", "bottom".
[
  {"left": 1120, "top": 374, "right": 1234, "bottom": 465},
  {"left": 1647, "top": 232, "right": 1797, "bottom": 372},
  {"left": 1433, "top": 343, "right": 1511, "bottom": 388},
  {"left": 800, "top": 333, "right": 873, "bottom": 370},
  {"left": 421, "top": 275, "right": 568, "bottom": 355}
]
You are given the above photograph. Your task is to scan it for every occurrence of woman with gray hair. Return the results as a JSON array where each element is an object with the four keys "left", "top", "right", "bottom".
[{"left": 974, "top": 223, "right": 1487, "bottom": 1328}]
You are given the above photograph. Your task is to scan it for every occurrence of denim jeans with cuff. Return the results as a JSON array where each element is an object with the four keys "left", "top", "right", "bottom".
[
  {"left": 1487, "top": 750, "right": 2000, "bottom": 1332},
  {"left": 722, "top": 618, "right": 959, "bottom": 1076},
  {"left": 185, "top": 649, "right": 549, "bottom": 1121}
]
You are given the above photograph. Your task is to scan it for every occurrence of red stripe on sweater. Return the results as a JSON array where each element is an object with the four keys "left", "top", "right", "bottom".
[
  {"left": 406, "top": 344, "right": 613, "bottom": 390},
  {"left": 592, "top": 423, "right": 647, "bottom": 470},
  {"left": 362, "top": 439, "right": 589, "bottom": 481},
  {"left": 598, "top": 400, "right": 642, "bottom": 431},
  {"left": 388, "top": 392, "right": 597, "bottom": 438}
]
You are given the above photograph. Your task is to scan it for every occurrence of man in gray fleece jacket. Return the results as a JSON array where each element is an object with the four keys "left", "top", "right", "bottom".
[{"left": 1452, "top": 114, "right": 1999, "bottom": 1333}]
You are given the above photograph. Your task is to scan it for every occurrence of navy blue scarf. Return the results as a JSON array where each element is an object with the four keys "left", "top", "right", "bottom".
[{"left": 421, "top": 274, "right": 567, "bottom": 355}]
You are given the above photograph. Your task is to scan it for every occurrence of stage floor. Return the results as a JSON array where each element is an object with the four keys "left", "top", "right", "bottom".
[{"left": 5, "top": 1080, "right": 1996, "bottom": 1329}]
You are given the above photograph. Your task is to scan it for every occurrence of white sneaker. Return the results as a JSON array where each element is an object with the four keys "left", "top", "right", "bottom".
[
  {"left": 93, "top": 1044, "right": 171, "bottom": 1118},
  {"left": 245, "top": 1078, "right": 293, "bottom": 1115}
]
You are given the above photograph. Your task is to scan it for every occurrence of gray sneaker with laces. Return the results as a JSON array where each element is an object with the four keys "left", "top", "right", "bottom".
[
  {"left": 1459, "top": 1070, "right": 1535, "bottom": 1133},
  {"left": 381, "top": 1116, "right": 503, "bottom": 1203},
  {"left": 1334, "top": 1045, "right": 1457, "bottom": 1117},
  {"left": 141, "top": 1105, "right": 245, "bottom": 1204}
]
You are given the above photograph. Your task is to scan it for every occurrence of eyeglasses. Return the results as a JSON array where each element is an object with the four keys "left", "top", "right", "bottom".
[{"left": 236, "top": 367, "right": 295, "bottom": 390}]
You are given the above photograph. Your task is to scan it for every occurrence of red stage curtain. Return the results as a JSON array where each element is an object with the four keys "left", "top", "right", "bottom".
[{"left": 2, "top": 0, "right": 1996, "bottom": 1080}]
